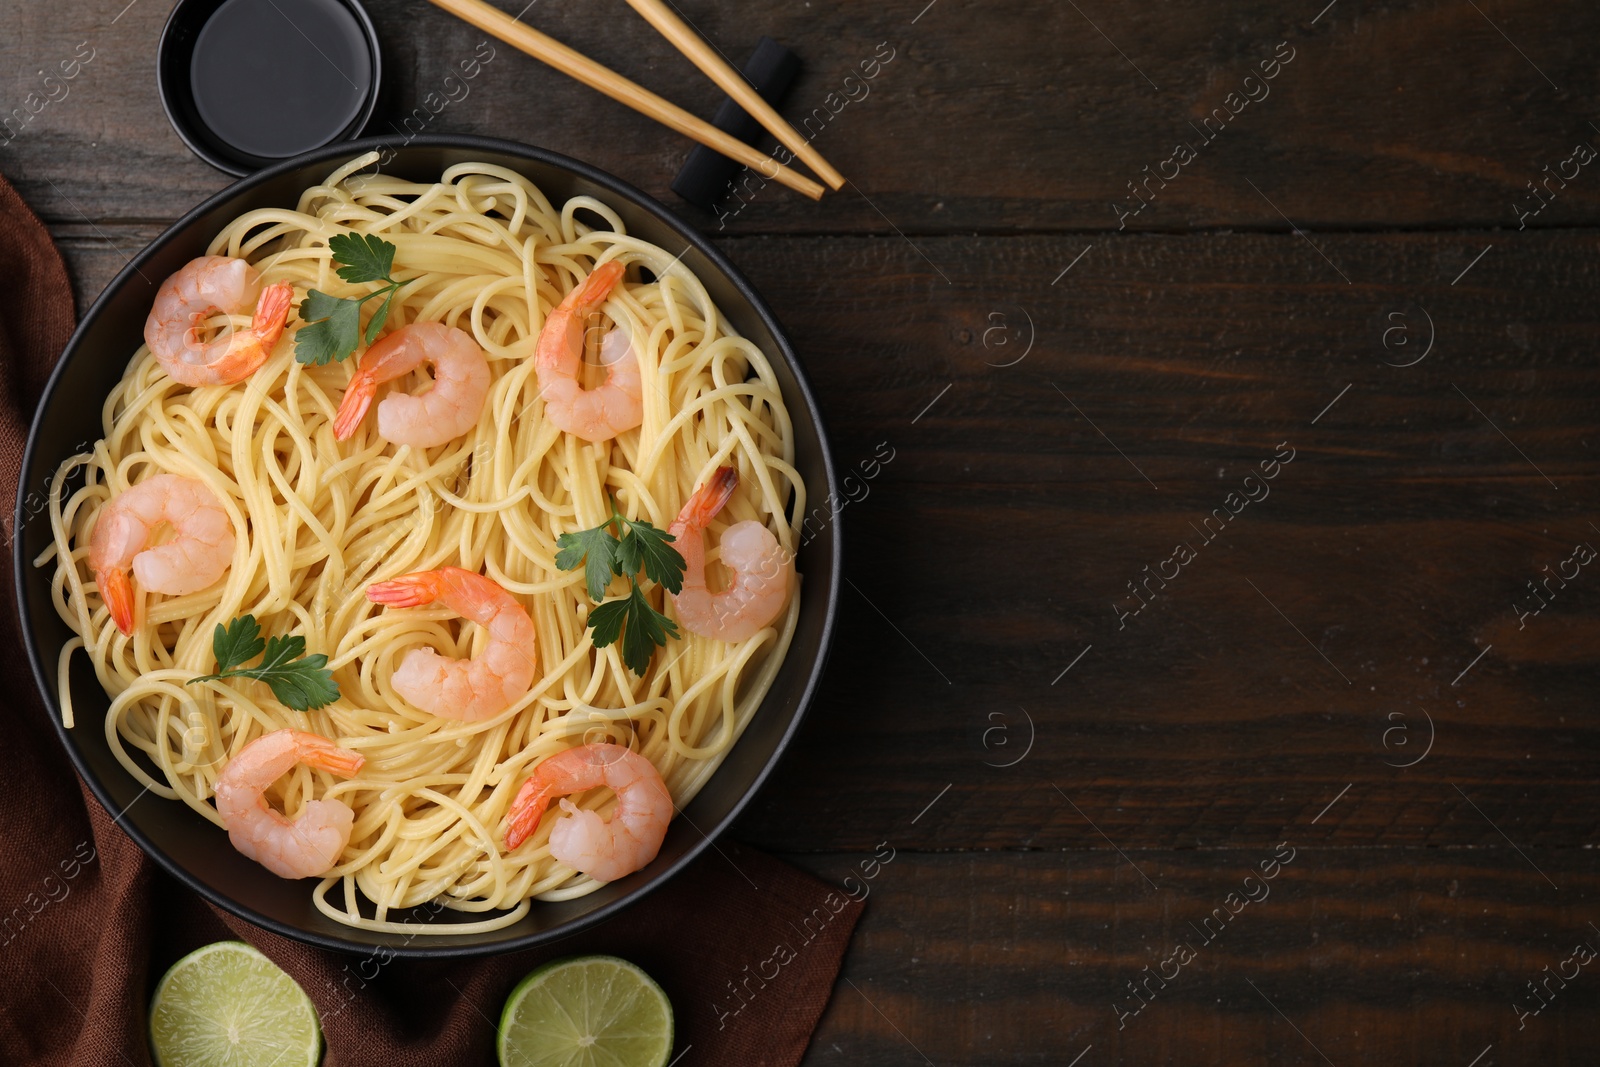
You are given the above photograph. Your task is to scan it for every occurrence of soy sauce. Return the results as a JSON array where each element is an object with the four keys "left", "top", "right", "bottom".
[{"left": 189, "top": 0, "right": 373, "bottom": 160}]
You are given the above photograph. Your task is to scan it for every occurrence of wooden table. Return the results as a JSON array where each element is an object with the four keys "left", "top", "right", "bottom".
[{"left": 6, "top": 0, "right": 1599, "bottom": 1062}]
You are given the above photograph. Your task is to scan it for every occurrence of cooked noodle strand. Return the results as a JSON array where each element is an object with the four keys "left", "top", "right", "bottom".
[{"left": 41, "top": 158, "right": 802, "bottom": 933}]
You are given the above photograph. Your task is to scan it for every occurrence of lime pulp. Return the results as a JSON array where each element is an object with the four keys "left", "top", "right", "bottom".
[
  {"left": 149, "top": 940, "right": 322, "bottom": 1067},
  {"left": 497, "top": 954, "right": 675, "bottom": 1067}
]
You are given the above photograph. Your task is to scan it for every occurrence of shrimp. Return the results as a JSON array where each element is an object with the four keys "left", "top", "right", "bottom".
[
  {"left": 88, "top": 474, "right": 235, "bottom": 635},
  {"left": 214, "top": 729, "right": 365, "bottom": 880},
  {"left": 534, "top": 260, "right": 644, "bottom": 443},
  {"left": 332, "top": 322, "right": 491, "bottom": 448},
  {"left": 502, "top": 743, "right": 673, "bottom": 882},
  {"left": 366, "top": 566, "right": 538, "bottom": 721},
  {"left": 144, "top": 255, "right": 293, "bottom": 387},
  {"left": 668, "top": 466, "right": 793, "bottom": 642}
]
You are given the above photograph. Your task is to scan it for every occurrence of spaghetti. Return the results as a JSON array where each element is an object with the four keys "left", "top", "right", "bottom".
[{"left": 39, "top": 154, "right": 803, "bottom": 933}]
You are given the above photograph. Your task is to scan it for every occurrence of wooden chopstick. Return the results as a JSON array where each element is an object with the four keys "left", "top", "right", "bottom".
[
  {"left": 621, "top": 0, "right": 845, "bottom": 191},
  {"left": 424, "top": 0, "right": 825, "bottom": 201}
]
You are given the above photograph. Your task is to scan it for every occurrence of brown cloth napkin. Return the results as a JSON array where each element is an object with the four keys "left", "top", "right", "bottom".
[{"left": 0, "top": 174, "right": 859, "bottom": 1066}]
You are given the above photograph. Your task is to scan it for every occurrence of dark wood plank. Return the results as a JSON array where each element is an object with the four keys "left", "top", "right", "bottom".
[
  {"left": 787, "top": 849, "right": 1600, "bottom": 1066},
  {"left": 50, "top": 225, "right": 1600, "bottom": 855},
  {"left": 51, "top": 225, "right": 165, "bottom": 313},
  {"left": 8, "top": 1, "right": 1600, "bottom": 233},
  {"left": 719, "top": 228, "right": 1600, "bottom": 852},
  {"left": 19, "top": 1, "right": 1600, "bottom": 1063}
]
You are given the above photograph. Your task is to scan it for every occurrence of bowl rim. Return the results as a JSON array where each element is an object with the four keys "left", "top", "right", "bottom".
[{"left": 15, "top": 133, "right": 839, "bottom": 957}]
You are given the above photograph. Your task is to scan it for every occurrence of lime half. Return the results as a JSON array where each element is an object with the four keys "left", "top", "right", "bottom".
[
  {"left": 498, "top": 955, "right": 674, "bottom": 1067},
  {"left": 149, "top": 940, "right": 322, "bottom": 1067}
]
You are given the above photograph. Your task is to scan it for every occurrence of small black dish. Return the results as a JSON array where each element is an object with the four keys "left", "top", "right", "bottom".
[
  {"left": 158, "top": 0, "right": 382, "bottom": 176},
  {"left": 15, "top": 135, "right": 839, "bottom": 957}
]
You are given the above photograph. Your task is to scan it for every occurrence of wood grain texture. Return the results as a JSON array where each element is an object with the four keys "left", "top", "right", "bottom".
[
  {"left": 16, "top": 0, "right": 1600, "bottom": 1060},
  {"left": 7, "top": 1, "right": 1600, "bottom": 233},
  {"left": 722, "top": 229, "right": 1600, "bottom": 853},
  {"left": 786, "top": 850, "right": 1600, "bottom": 1065}
]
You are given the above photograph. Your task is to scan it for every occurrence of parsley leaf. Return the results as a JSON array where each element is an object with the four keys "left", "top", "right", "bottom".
[
  {"left": 555, "top": 524, "right": 621, "bottom": 602},
  {"left": 249, "top": 635, "right": 340, "bottom": 712},
  {"left": 364, "top": 288, "right": 396, "bottom": 346},
  {"left": 189, "top": 614, "right": 340, "bottom": 711},
  {"left": 294, "top": 234, "right": 409, "bottom": 366},
  {"left": 622, "top": 585, "right": 680, "bottom": 659},
  {"left": 555, "top": 504, "right": 688, "bottom": 674},
  {"left": 294, "top": 291, "right": 363, "bottom": 366},
  {"left": 328, "top": 232, "right": 396, "bottom": 284},
  {"left": 616, "top": 517, "right": 684, "bottom": 595},
  {"left": 588, "top": 581, "right": 681, "bottom": 676},
  {"left": 208, "top": 614, "right": 265, "bottom": 672},
  {"left": 586, "top": 594, "right": 629, "bottom": 650},
  {"left": 299, "top": 288, "right": 353, "bottom": 325}
]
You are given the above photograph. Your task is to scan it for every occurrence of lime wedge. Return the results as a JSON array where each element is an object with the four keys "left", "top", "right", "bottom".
[
  {"left": 149, "top": 940, "right": 322, "bottom": 1067},
  {"left": 498, "top": 955, "right": 675, "bottom": 1067}
]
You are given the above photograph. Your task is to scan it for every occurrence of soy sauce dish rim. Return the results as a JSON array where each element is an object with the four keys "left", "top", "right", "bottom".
[
  {"left": 15, "top": 135, "right": 839, "bottom": 957},
  {"left": 157, "top": 0, "right": 383, "bottom": 177}
]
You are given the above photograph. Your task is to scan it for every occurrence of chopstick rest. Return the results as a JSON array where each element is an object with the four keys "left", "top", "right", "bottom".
[{"left": 671, "top": 37, "right": 801, "bottom": 212}]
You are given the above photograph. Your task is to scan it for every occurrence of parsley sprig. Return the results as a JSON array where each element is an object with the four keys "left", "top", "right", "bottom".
[
  {"left": 188, "top": 615, "right": 340, "bottom": 711},
  {"left": 555, "top": 504, "right": 686, "bottom": 675},
  {"left": 294, "top": 233, "right": 410, "bottom": 366}
]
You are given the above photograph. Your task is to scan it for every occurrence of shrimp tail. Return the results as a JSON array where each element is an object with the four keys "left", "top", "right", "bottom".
[
  {"left": 206, "top": 283, "right": 295, "bottom": 383},
  {"left": 296, "top": 734, "right": 366, "bottom": 777},
  {"left": 333, "top": 370, "right": 379, "bottom": 441},
  {"left": 535, "top": 261, "right": 625, "bottom": 372},
  {"left": 682, "top": 466, "right": 739, "bottom": 528},
  {"left": 503, "top": 777, "right": 554, "bottom": 850},
  {"left": 570, "top": 260, "right": 625, "bottom": 311},
  {"left": 252, "top": 282, "right": 294, "bottom": 348},
  {"left": 96, "top": 567, "right": 135, "bottom": 635},
  {"left": 305, "top": 747, "right": 365, "bottom": 777},
  {"left": 366, "top": 570, "right": 445, "bottom": 608}
]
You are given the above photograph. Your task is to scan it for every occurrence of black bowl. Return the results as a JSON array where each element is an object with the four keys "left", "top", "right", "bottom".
[
  {"left": 14, "top": 135, "right": 838, "bottom": 957},
  {"left": 158, "top": 0, "right": 383, "bottom": 176}
]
